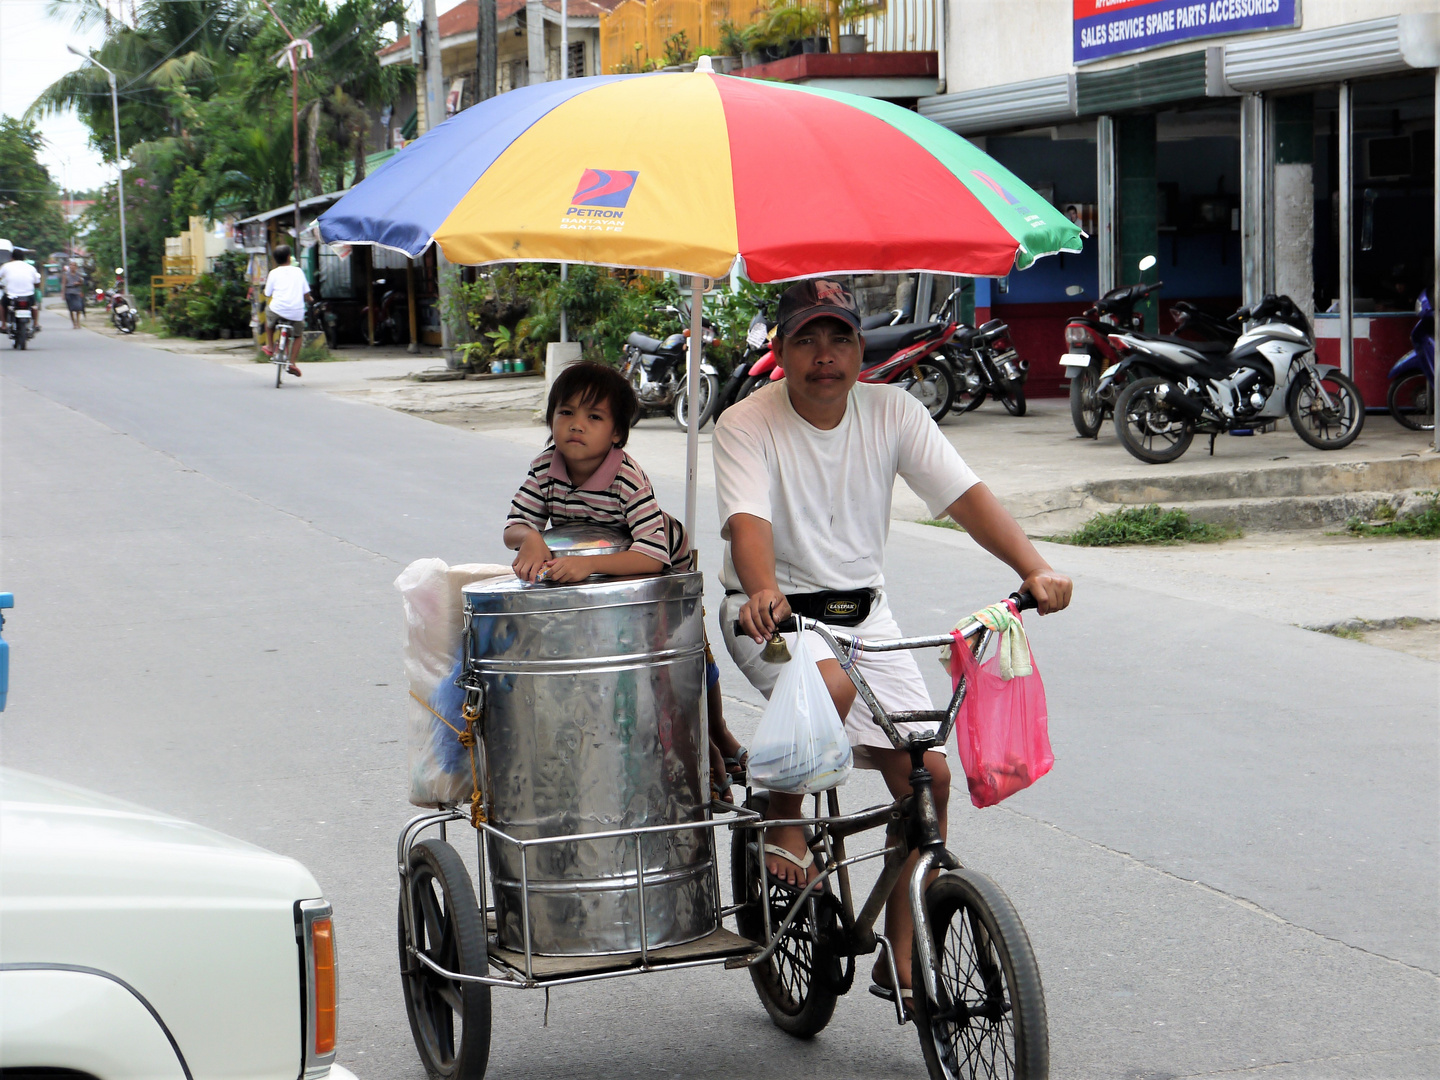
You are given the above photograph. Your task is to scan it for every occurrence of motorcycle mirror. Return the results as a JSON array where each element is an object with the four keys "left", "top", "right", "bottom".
[
  {"left": 1138, "top": 255, "right": 1157, "bottom": 272},
  {"left": 1065, "top": 285, "right": 1085, "bottom": 296},
  {"left": 115, "top": 267, "right": 124, "bottom": 276}
]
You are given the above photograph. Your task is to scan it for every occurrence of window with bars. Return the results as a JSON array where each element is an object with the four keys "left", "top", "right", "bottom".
[{"left": 567, "top": 40, "right": 585, "bottom": 78}]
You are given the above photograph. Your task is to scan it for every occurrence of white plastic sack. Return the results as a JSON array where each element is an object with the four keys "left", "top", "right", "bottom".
[
  {"left": 746, "top": 634, "right": 853, "bottom": 795},
  {"left": 395, "top": 558, "right": 513, "bottom": 808}
]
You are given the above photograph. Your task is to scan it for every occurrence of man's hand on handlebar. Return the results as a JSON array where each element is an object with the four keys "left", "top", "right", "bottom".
[
  {"left": 1019, "top": 569, "right": 1072, "bottom": 616},
  {"left": 737, "top": 588, "right": 791, "bottom": 643}
]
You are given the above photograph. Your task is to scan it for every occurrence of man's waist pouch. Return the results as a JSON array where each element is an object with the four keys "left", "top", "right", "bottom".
[{"left": 727, "top": 588, "right": 879, "bottom": 627}]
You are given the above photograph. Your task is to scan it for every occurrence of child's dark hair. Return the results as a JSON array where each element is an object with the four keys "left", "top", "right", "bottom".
[
  {"left": 272, "top": 245, "right": 292, "bottom": 264},
  {"left": 545, "top": 362, "right": 639, "bottom": 448}
]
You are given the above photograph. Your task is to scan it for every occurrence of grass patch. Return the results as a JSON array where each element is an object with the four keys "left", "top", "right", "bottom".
[
  {"left": 919, "top": 518, "right": 965, "bottom": 532},
  {"left": 1321, "top": 625, "right": 1366, "bottom": 641},
  {"left": 1050, "top": 504, "right": 1240, "bottom": 547},
  {"left": 1344, "top": 492, "right": 1440, "bottom": 539}
]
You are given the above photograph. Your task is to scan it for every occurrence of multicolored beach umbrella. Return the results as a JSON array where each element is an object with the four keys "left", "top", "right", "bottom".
[{"left": 318, "top": 65, "right": 1082, "bottom": 282}]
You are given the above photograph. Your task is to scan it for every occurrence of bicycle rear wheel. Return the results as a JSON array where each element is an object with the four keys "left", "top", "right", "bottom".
[
  {"left": 913, "top": 870, "right": 1048, "bottom": 1080},
  {"left": 730, "top": 793, "right": 842, "bottom": 1038}
]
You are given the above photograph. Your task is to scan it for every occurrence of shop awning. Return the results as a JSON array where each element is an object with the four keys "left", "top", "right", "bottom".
[
  {"left": 1225, "top": 14, "right": 1440, "bottom": 92},
  {"left": 918, "top": 74, "right": 1075, "bottom": 135}
]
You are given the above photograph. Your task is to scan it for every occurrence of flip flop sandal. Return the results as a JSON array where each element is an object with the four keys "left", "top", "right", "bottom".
[
  {"left": 868, "top": 983, "right": 916, "bottom": 1018},
  {"left": 762, "top": 842, "right": 825, "bottom": 893},
  {"left": 724, "top": 745, "right": 749, "bottom": 776}
]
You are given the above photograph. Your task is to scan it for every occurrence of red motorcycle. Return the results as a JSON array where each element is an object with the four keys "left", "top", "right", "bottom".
[{"left": 749, "top": 287, "right": 964, "bottom": 422}]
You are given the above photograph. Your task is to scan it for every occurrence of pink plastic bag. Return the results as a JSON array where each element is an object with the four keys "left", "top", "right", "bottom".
[{"left": 948, "top": 629, "right": 1053, "bottom": 808}]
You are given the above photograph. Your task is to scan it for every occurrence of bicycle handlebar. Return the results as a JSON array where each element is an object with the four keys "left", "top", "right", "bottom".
[{"left": 731, "top": 590, "right": 1036, "bottom": 641}]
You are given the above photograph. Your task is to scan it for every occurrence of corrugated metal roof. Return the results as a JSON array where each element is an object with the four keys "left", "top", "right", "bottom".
[
  {"left": 1076, "top": 50, "right": 1208, "bottom": 115},
  {"left": 917, "top": 74, "right": 1075, "bottom": 135},
  {"left": 1225, "top": 14, "right": 1440, "bottom": 92}
]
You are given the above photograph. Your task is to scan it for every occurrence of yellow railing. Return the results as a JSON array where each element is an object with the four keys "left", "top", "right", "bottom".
[{"left": 599, "top": 0, "right": 935, "bottom": 73}]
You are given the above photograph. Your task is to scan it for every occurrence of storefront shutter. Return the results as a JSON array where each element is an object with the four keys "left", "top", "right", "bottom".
[
  {"left": 917, "top": 74, "right": 1076, "bottom": 135},
  {"left": 1224, "top": 15, "right": 1440, "bottom": 92},
  {"left": 1075, "top": 50, "right": 1215, "bottom": 115}
]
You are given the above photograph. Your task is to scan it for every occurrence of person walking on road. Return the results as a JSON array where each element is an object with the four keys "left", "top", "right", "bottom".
[
  {"left": 260, "top": 245, "right": 311, "bottom": 377},
  {"left": 62, "top": 262, "right": 86, "bottom": 329},
  {"left": 714, "top": 278, "right": 1073, "bottom": 1009}
]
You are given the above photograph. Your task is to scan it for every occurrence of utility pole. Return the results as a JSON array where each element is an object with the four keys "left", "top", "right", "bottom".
[
  {"left": 257, "top": 2, "right": 313, "bottom": 248},
  {"left": 476, "top": 0, "right": 496, "bottom": 102},
  {"left": 422, "top": 0, "right": 444, "bottom": 132},
  {"left": 559, "top": 0, "right": 567, "bottom": 342},
  {"left": 67, "top": 46, "right": 127, "bottom": 285}
]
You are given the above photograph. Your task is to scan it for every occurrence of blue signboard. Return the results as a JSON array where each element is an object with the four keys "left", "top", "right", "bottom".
[{"left": 1074, "top": 0, "right": 1301, "bottom": 65}]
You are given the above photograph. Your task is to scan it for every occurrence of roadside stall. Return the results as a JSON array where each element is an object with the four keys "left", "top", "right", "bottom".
[{"left": 320, "top": 61, "right": 1080, "bottom": 1080}]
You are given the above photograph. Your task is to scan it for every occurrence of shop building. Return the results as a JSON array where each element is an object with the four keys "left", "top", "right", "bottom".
[{"left": 919, "top": 2, "right": 1438, "bottom": 403}]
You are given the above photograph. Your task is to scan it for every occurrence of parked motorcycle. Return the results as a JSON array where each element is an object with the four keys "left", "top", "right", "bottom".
[
  {"left": 710, "top": 304, "right": 777, "bottom": 419},
  {"left": 748, "top": 289, "right": 960, "bottom": 421},
  {"left": 1062, "top": 268, "right": 1240, "bottom": 438},
  {"left": 102, "top": 270, "right": 136, "bottom": 334},
  {"left": 1387, "top": 290, "right": 1434, "bottom": 432},
  {"left": 1110, "top": 293, "right": 1364, "bottom": 463},
  {"left": 7, "top": 295, "right": 34, "bottom": 349},
  {"left": 943, "top": 315, "right": 1028, "bottom": 417},
  {"left": 621, "top": 302, "right": 720, "bottom": 430}
]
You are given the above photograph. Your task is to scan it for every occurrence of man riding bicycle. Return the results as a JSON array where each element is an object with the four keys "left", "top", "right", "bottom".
[
  {"left": 714, "top": 278, "right": 1072, "bottom": 1010},
  {"left": 260, "top": 245, "right": 311, "bottom": 377}
]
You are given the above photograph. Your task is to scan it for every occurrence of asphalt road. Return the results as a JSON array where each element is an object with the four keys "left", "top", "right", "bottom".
[{"left": 3, "top": 328, "right": 1436, "bottom": 1079}]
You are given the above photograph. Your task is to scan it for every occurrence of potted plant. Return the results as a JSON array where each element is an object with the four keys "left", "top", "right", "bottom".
[{"left": 837, "top": 0, "right": 883, "bottom": 53}]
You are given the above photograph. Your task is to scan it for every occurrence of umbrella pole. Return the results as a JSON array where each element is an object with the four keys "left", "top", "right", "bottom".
[{"left": 684, "top": 278, "right": 706, "bottom": 542}]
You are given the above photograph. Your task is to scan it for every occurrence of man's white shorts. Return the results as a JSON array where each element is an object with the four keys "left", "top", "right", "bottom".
[{"left": 718, "top": 591, "right": 944, "bottom": 768}]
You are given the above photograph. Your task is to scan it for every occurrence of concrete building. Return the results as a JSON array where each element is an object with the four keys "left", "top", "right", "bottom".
[
  {"left": 379, "top": 0, "right": 622, "bottom": 134},
  {"left": 918, "top": 2, "right": 1438, "bottom": 404}
]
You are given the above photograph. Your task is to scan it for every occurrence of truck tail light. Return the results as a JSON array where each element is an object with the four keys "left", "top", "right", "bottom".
[{"left": 298, "top": 899, "right": 338, "bottom": 1074}]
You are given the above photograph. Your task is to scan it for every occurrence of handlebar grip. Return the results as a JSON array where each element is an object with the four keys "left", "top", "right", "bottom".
[
  {"left": 731, "top": 617, "right": 798, "bottom": 637},
  {"left": 1008, "top": 590, "right": 1038, "bottom": 613}
]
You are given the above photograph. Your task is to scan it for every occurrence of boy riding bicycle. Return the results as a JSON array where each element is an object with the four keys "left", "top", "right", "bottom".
[{"left": 260, "top": 245, "right": 311, "bottom": 377}]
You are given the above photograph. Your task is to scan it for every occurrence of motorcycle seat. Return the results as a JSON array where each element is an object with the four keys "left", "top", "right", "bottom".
[
  {"left": 860, "top": 321, "right": 943, "bottom": 360},
  {"left": 1156, "top": 334, "right": 1230, "bottom": 355},
  {"left": 860, "top": 312, "right": 895, "bottom": 330},
  {"left": 626, "top": 331, "right": 668, "bottom": 354}
]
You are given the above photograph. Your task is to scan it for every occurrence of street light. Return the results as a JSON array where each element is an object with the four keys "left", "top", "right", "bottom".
[{"left": 67, "top": 45, "right": 127, "bottom": 286}]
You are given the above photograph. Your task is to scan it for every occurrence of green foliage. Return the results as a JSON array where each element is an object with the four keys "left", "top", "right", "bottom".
[
  {"left": 28, "top": 0, "right": 411, "bottom": 286},
  {"left": 718, "top": 19, "right": 748, "bottom": 56},
  {"left": 1052, "top": 505, "right": 1240, "bottom": 546},
  {"left": 703, "top": 278, "right": 787, "bottom": 372},
  {"left": 159, "top": 250, "right": 250, "bottom": 338},
  {"left": 745, "top": 1, "right": 828, "bottom": 50},
  {"left": 837, "top": 0, "right": 885, "bottom": 31},
  {"left": 1344, "top": 492, "right": 1440, "bottom": 539},
  {"left": 662, "top": 30, "right": 693, "bottom": 66},
  {"left": 0, "top": 116, "right": 69, "bottom": 256}
]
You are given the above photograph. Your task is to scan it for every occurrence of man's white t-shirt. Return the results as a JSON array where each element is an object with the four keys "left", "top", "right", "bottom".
[
  {"left": 264, "top": 264, "right": 310, "bottom": 320},
  {"left": 714, "top": 381, "right": 980, "bottom": 595},
  {"left": 0, "top": 261, "right": 42, "bottom": 298}
]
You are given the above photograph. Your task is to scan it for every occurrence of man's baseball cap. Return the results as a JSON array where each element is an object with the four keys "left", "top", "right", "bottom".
[{"left": 775, "top": 279, "right": 862, "bottom": 339}]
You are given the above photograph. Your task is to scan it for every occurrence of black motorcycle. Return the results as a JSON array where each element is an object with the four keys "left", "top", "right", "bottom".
[
  {"left": 621, "top": 302, "right": 720, "bottom": 430},
  {"left": 942, "top": 316, "right": 1028, "bottom": 416}
]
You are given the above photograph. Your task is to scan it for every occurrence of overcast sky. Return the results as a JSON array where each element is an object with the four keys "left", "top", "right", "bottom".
[{"left": 0, "top": 0, "right": 457, "bottom": 195}]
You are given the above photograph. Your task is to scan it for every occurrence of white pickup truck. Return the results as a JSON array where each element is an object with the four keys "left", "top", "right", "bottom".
[{"left": 0, "top": 768, "right": 358, "bottom": 1080}]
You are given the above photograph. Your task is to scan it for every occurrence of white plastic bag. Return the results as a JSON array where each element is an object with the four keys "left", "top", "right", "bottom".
[
  {"left": 395, "top": 558, "right": 513, "bottom": 808},
  {"left": 746, "top": 634, "right": 853, "bottom": 795}
]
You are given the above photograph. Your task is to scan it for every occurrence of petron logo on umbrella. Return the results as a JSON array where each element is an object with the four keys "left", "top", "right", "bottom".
[{"left": 562, "top": 169, "right": 639, "bottom": 233}]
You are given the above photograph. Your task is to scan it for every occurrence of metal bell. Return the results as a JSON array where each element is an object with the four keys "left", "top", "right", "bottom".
[{"left": 760, "top": 632, "right": 791, "bottom": 664}]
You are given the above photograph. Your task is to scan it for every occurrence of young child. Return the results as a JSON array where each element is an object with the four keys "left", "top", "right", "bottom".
[{"left": 503, "top": 362, "right": 747, "bottom": 799}]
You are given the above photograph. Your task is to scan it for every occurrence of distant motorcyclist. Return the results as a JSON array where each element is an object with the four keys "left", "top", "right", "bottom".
[{"left": 1, "top": 250, "right": 42, "bottom": 335}]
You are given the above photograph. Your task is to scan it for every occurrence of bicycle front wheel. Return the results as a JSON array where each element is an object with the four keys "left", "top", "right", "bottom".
[{"left": 913, "top": 870, "right": 1048, "bottom": 1080}]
